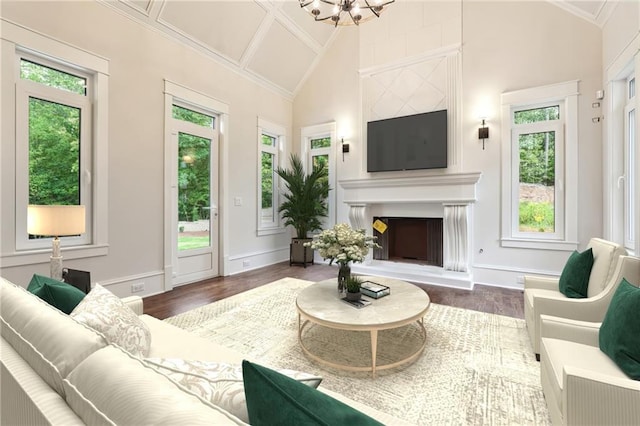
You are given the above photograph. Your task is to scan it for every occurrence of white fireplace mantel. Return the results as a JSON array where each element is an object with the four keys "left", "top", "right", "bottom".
[
  {"left": 340, "top": 172, "right": 482, "bottom": 205},
  {"left": 338, "top": 172, "right": 483, "bottom": 290}
]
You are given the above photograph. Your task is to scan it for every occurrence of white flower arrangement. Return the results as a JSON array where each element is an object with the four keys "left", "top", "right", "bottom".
[{"left": 306, "top": 223, "right": 380, "bottom": 266}]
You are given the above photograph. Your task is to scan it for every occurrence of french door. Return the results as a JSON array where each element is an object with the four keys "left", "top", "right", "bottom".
[{"left": 172, "top": 105, "right": 219, "bottom": 286}]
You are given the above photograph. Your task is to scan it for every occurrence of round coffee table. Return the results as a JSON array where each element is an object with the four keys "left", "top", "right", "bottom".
[{"left": 296, "top": 276, "right": 430, "bottom": 377}]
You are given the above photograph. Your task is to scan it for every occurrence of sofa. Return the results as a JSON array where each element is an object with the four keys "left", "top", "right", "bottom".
[{"left": 0, "top": 276, "right": 410, "bottom": 425}]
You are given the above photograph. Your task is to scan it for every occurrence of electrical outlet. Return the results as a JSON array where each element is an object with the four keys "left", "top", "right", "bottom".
[
  {"left": 131, "top": 282, "right": 145, "bottom": 293},
  {"left": 516, "top": 275, "right": 524, "bottom": 284},
  {"left": 242, "top": 260, "right": 251, "bottom": 268},
  {"left": 234, "top": 197, "right": 242, "bottom": 206}
]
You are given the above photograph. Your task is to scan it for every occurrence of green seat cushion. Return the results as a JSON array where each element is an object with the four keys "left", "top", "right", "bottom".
[
  {"left": 242, "top": 360, "right": 383, "bottom": 426},
  {"left": 27, "top": 274, "right": 86, "bottom": 314},
  {"left": 558, "top": 248, "right": 594, "bottom": 298},
  {"left": 599, "top": 278, "right": 640, "bottom": 380}
]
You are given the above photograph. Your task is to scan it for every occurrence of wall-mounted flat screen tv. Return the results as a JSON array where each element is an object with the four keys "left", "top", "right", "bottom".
[{"left": 367, "top": 109, "right": 448, "bottom": 172}]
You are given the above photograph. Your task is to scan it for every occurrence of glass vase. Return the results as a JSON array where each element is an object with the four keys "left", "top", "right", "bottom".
[{"left": 337, "top": 264, "right": 350, "bottom": 293}]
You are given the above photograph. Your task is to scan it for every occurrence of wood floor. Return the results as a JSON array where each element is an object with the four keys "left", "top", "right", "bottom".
[{"left": 143, "top": 262, "right": 525, "bottom": 320}]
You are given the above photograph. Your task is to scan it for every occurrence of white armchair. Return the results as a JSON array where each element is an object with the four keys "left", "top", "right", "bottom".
[
  {"left": 540, "top": 314, "right": 640, "bottom": 425},
  {"left": 524, "top": 238, "right": 628, "bottom": 357}
]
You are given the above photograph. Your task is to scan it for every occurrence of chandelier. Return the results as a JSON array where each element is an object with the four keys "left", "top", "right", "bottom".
[{"left": 298, "top": 0, "right": 395, "bottom": 27}]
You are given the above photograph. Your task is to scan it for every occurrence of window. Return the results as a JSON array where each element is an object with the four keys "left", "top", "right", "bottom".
[
  {"left": 303, "top": 124, "right": 336, "bottom": 231},
  {"left": 172, "top": 104, "right": 215, "bottom": 252},
  {"left": 501, "top": 81, "right": 578, "bottom": 251},
  {"left": 624, "top": 75, "right": 636, "bottom": 251},
  {"left": 257, "top": 118, "right": 284, "bottom": 235},
  {"left": 6, "top": 27, "right": 110, "bottom": 263}
]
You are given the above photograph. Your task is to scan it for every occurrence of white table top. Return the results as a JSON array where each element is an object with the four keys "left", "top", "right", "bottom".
[{"left": 296, "top": 276, "right": 430, "bottom": 331}]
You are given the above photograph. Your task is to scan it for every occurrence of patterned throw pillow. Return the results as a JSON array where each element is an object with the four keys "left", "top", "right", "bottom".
[
  {"left": 71, "top": 284, "right": 151, "bottom": 357},
  {"left": 144, "top": 358, "right": 322, "bottom": 423}
]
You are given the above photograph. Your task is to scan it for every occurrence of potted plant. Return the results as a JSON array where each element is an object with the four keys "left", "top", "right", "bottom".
[
  {"left": 307, "top": 223, "right": 380, "bottom": 291},
  {"left": 345, "top": 275, "right": 364, "bottom": 301},
  {"left": 276, "top": 153, "right": 330, "bottom": 266}
]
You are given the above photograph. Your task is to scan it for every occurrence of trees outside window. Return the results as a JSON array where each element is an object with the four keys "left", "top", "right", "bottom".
[
  {"left": 500, "top": 81, "right": 578, "bottom": 251},
  {"left": 257, "top": 118, "right": 284, "bottom": 235}
]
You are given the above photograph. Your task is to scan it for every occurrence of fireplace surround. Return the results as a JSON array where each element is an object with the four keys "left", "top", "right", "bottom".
[{"left": 340, "top": 172, "right": 482, "bottom": 289}]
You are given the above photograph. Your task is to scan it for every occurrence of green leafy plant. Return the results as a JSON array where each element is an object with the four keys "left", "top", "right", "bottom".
[
  {"left": 345, "top": 275, "right": 363, "bottom": 294},
  {"left": 275, "top": 154, "right": 330, "bottom": 239}
]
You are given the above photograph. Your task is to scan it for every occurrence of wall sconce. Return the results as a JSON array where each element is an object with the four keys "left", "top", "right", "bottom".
[
  {"left": 341, "top": 138, "right": 349, "bottom": 161},
  {"left": 478, "top": 119, "right": 489, "bottom": 150}
]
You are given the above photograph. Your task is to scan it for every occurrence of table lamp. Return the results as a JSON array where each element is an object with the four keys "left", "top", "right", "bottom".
[{"left": 27, "top": 205, "right": 86, "bottom": 281}]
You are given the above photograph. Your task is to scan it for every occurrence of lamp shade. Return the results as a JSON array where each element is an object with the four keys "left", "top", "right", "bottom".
[{"left": 27, "top": 205, "right": 86, "bottom": 237}]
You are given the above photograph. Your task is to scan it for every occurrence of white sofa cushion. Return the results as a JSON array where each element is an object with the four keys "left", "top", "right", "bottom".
[
  {"left": 586, "top": 238, "right": 627, "bottom": 297},
  {"left": 140, "top": 314, "right": 246, "bottom": 362},
  {"left": 71, "top": 284, "right": 151, "bottom": 357},
  {"left": 540, "top": 337, "right": 630, "bottom": 413},
  {"left": 144, "top": 358, "right": 322, "bottom": 423},
  {"left": 64, "top": 346, "right": 247, "bottom": 425},
  {"left": 0, "top": 278, "right": 107, "bottom": 396}
]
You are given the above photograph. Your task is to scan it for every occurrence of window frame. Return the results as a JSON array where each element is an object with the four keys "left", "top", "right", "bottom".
[
  {"left": 301, "top": 122, "right": 337, "bottom": 232},
  {"left": 15, "top": 52, "right": 93, "bottom": 251},
  {"left": 500, "top": 81, "right": 579, "bottom": 251},
  {"left": 623, "top": 74, "right": 636, "bottom": 251},
  {"left": 1, "top": 22, "right": 109, "bottom": 268},
  {"left": 510, "top": 102, "right": 565, "bottom": 241},
  {"left": 256, "top": 117, "right": 285, "bottom": 236}
]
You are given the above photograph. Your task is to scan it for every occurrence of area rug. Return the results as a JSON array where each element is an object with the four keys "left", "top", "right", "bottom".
[{"left": 165, "top": 277, "right": 551, "bottom": 425}]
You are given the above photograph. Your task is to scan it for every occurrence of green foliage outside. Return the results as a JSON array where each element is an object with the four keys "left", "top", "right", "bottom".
[
  {"left": 24, "top": 59, "right": 83, "bottom": 206},
  {"left": 174, "top": 105, "right": 214, "bottom": 223},
  {"left": 178, "top": 133, "right": 210, "bottom": 222},
  {"left": 178, "top": 235, "right": 210, "bottom": 251},
  {"left": 515, "top": 106, "right": 558, "bottom": 233},
  {"left": 261, "top": 134, "right": 276, "bottom": 209},
  {"left": 519, "top": 201, "right": 554, "bottom": 233}
]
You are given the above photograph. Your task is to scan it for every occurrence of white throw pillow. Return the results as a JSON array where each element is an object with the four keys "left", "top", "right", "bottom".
[
  {"left": 144, "top": 358, "right": 322, "bottom": 423},
  {"left": 71, "top": 284, "right": 151, "bottom": 357}
]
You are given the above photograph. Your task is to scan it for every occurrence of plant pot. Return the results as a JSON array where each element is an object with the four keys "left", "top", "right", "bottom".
[
  {"left": 290, "top": 238, "right": 314, "bottom": 267},
  {"left": 346, "top": 291, "right": 361, "bottom": 301}
]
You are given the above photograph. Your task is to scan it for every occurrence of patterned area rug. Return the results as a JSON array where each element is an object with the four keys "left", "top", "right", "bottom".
[{"left": 165, "top": 277, "right": 550, "bottom": 425}]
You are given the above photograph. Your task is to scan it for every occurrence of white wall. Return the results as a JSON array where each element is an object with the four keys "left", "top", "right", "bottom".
[
  {"left": 0, "top": 1, "right": 293, "bottom": 295},
  {"left": 294, "top": 1, "right": 605, "bottom": 288}
]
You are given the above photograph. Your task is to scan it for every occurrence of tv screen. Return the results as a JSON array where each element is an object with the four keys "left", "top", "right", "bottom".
[{"left": 367, "top": 110, "right": 448, "bottom": 172}]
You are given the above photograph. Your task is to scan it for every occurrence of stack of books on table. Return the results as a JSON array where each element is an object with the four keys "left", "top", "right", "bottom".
[{"left": 360, "top": 281, "right": 390, "bottom": 299}]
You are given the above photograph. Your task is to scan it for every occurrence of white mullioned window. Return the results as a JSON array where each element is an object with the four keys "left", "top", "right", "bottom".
[
  {"left": 301, "top": 122, "right": 337, "bottom": 232},
  {"left": 500, "top": 81, "right": 579, "bottom": 251},
  {"left": 624, "top": 74, "right": 636, "bottom": 251},
  {"left": 4, "top": 23, "right": 110, "bottom": 267},
  {"left": 257, "top": 118, "right": 285, "bottom": 235}
]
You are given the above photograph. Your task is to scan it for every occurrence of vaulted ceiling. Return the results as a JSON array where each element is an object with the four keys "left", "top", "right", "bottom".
[{"left": 102, "top": 0, "right": 611, "bottom": 99}]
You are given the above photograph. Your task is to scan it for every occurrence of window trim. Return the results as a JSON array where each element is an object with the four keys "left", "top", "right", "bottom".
[
  {"left": 257, "top": 117, "right": 285, "bottom": 236},
  {"left": 301, "top": 122, "right": 337, "bottom": 232},
  {"left": 500, "top": 81, "right": 579, "bottom": 251},
  {"left": 623, "top": 74, "right": 636, "bottom": 251},
  {"left": 1, "top": 21, "right": 109, "bottom": 268},
  {"left": 15, "top": 55, "right": 93, "bottom": 251}
]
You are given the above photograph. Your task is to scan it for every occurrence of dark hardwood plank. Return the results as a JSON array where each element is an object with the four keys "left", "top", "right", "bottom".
[{"left": 143, "top": 262, "right": 524, "bottom": 320}]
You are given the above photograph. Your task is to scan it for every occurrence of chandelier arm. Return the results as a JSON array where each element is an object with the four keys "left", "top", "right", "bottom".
[
  {"left": 319, "top": 0, "right": 340, "bottom": 6},
  {"left": 299, "top": 0, "right": 314, "bottom": 8},
  {"left": 347, "top": 9, "right": 360, "bottom": 25},
  {"left": 362, "top": 0, "right": 380, "bottom": 18}
]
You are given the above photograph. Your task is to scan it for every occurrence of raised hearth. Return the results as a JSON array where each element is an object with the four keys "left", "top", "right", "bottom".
[{"left": 339, "top": 172, "right": 482, "bottom": 289}]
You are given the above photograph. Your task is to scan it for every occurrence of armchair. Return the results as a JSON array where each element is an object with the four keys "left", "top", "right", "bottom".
[
  {"left": 540, "top": 314, "right": 640, "bottom": 425},
  {"left": 524, "top": 238, "right": 628, "bottom": 356}
]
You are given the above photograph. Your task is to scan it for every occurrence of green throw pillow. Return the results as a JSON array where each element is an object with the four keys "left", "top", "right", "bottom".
[
  {"left": 242, "top": 360, "right": 383, "bottom": 426},
  {"left": 27, "top": 274, "right": 86, "bottom": 314},
  {"left": 599, "top": 278, "right": 640, "bottom": 380},
  {"left": 558, "top": 248, "right": 594, "bottom": 298}
]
